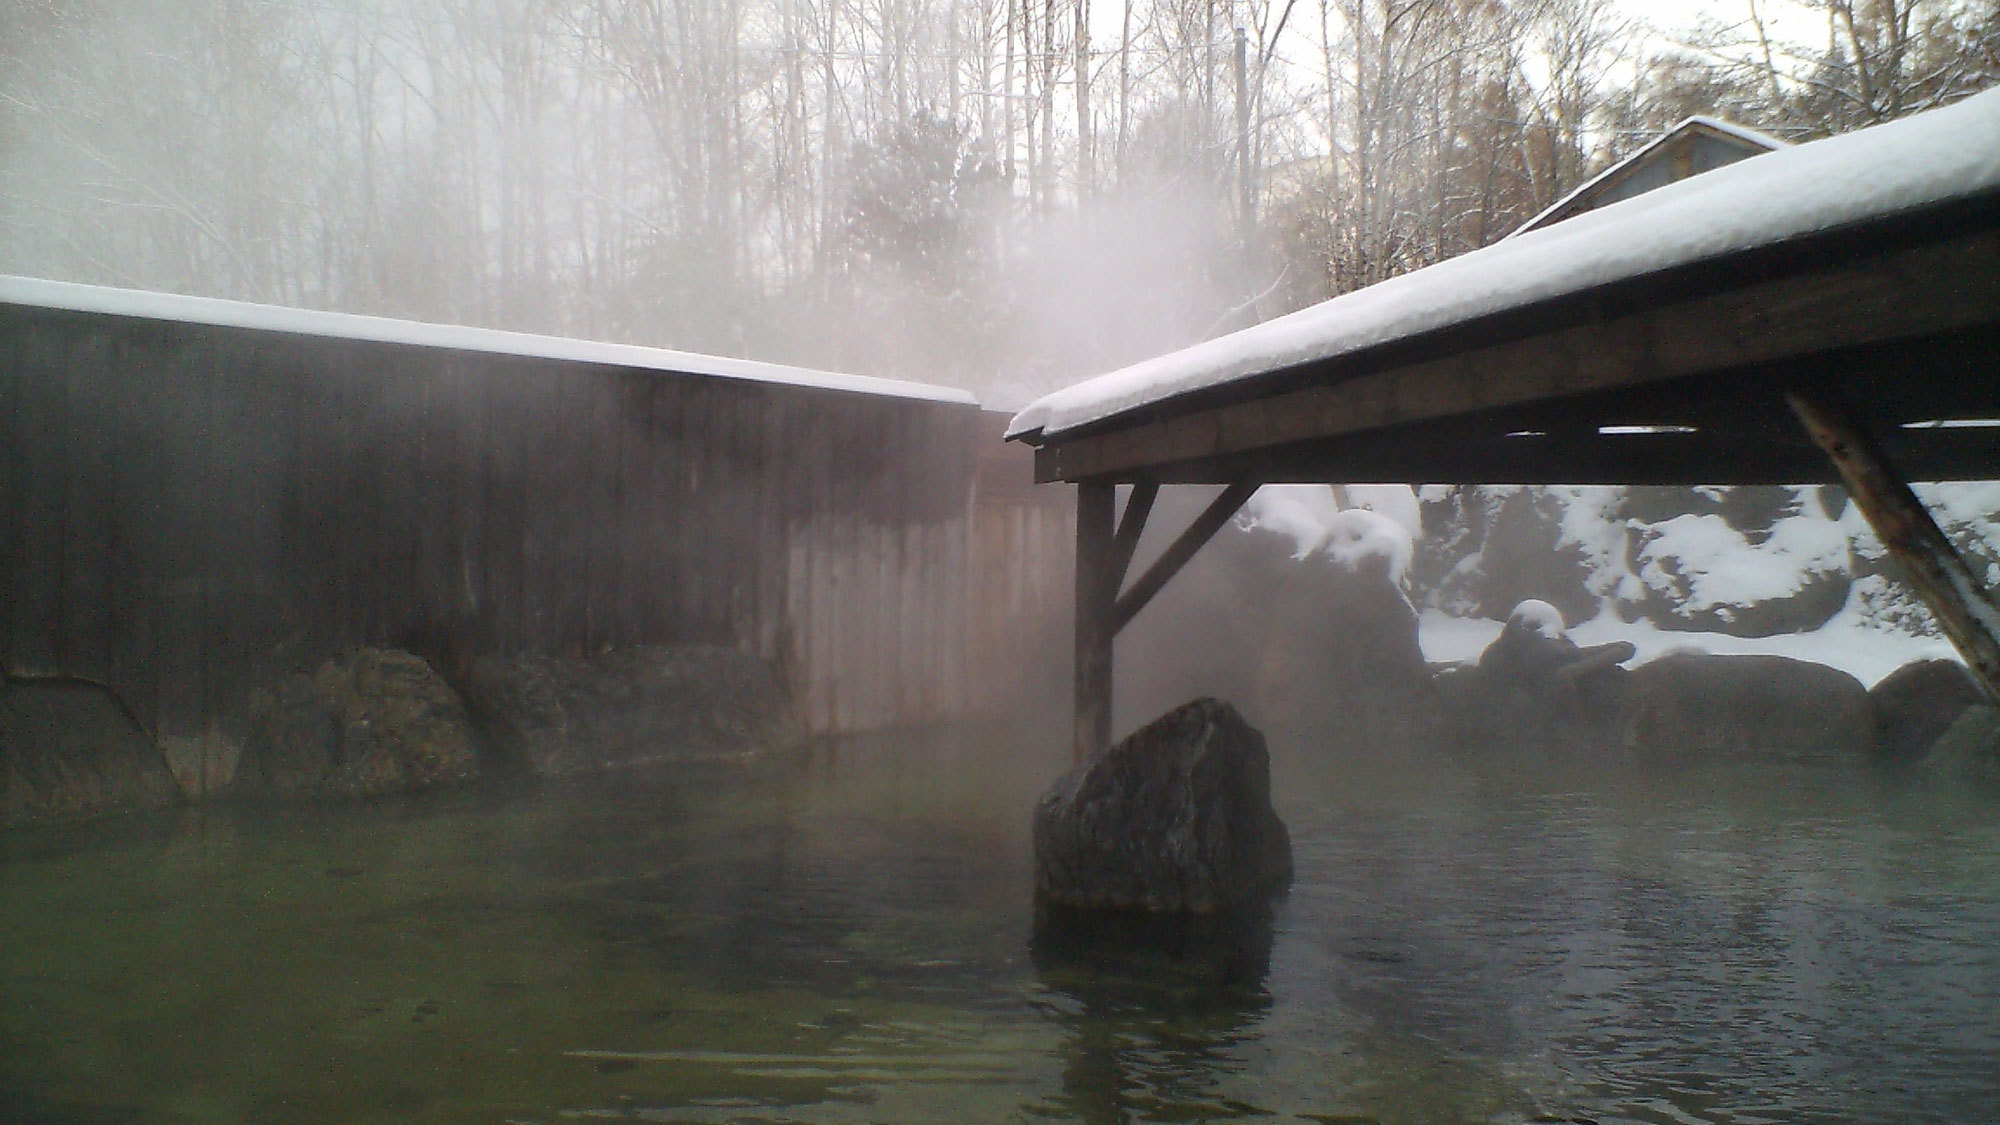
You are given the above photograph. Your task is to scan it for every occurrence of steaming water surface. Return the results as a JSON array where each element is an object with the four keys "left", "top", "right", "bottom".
[{"left": 4, "top": 729, "right": 1998, "bottom": 1124}]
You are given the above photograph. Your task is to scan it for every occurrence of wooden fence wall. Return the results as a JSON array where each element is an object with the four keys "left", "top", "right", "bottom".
[
  {"left": 0, "top": 298, "right": 1066, "bottom": 794},
  {"left": 967, "top": 414, "right": 1075, "bottom": 714}
]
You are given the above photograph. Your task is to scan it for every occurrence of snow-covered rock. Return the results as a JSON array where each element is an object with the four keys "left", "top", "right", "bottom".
[
  {"left": 1625, "top": 495, "right": 1853, "bottom": 637},
  {"left": 1436, "top": 599, "right": 1635, "bottom": 757}
]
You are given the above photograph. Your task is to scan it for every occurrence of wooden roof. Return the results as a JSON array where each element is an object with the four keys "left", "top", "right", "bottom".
[{"left": 1012, "top": 92, "right": 2000, "bottom": 487}]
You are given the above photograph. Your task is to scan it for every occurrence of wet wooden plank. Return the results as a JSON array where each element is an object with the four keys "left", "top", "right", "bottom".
[
  {"left": 56, "top": 321, "right": 117, "bottom": 684},
  {"left": 624, "top": 374, "right": 668, "bottom": 647},
  {"left": 207, "top": 332, "right": 297, "bottom": 726},
  {"left": 673, "top": 380, "right": 707, "bottom": 642},
  {"left": 367, "top": 348, "right": 423, "bottom": 650},
  {"left": 519, "top": 366, "right": 566, "bottom": 652},
  {"left": 0, "top": 308, "right": 20, "bottom": 671},
  {"left": 894, "top": 407, "right": 921, "bottom": 724},
  {"left": 730, "top": 385, "right": 763, "bottom": 649},
  {"left": 810, "top": 397, "right": 842, "bottom": 732},
  {"left": 753, "top": 385, "right": 784, "bottom": 662},
  {"left": 151, "top": 324, "right": 215, "bottom": 771},
  {"left": 335, "top": 346, "right": 380, "bottom": 650},
  {"left": 6, "top": 311, "right": 70, "bottom": 677},
  {"left": 446, "top": 355, "right": 489, "bottom": 658},
  {"left": 283, "top": 336, "right": 340, "bottom": 669},
  {"left": 577, "top": 369, "right": 618, "bottom": 654},
  {"left": 777, "top": 396, "right": 815, "bottom": 724},
  {"left": 406, "top": 351, "right": 456, "bottom": 657},
  {"left": 701, "top": 382, "right": 740, "bottom": 648},
  {"left": 478, "top": 360, "right": 530, "bottom": 654}
]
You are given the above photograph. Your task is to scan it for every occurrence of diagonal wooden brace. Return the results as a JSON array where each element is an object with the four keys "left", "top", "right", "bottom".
[{"left": 1787, "top": 386, "right": 2000, "bottom": 705}]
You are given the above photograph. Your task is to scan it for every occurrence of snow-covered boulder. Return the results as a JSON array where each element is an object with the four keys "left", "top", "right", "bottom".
[
  {"left": 1622, "top": 653, "right": 1875, "bottom": 763},
  {"left": 1033, "top": 697, "right": 1292, "bottom": 914},
  {"left": 1622, "top": 488, "right": 1853, "bottom": 637}
]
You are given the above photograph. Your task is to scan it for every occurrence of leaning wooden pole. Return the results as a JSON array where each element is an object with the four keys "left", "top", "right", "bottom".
[
  {"left": 1787, "top": 387, "right": 2000, "bottom": 704},
  {"left": 1074, "top": 482, "right": 1117, "bottom": 762}
]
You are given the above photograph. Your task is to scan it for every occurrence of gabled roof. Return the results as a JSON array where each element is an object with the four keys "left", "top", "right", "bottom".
[
  {"left": 1510, "top": 116, "right": 1791, "bottom": 237},
  {"left": 0, "top": 274, "right": 978, "bottom": 406},
  {"left": 1006, "top": 87, "right": 2000, "bottom": 487}
]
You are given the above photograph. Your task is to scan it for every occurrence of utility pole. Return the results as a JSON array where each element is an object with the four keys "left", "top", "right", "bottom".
[{"left": 1234, "top": 25, "right": 1254, "bottom": 244}]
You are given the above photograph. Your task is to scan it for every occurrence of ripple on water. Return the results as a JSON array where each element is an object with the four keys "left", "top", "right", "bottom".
[{"left": 3, "top": 735, "right": 1999, "bottom": 1123}]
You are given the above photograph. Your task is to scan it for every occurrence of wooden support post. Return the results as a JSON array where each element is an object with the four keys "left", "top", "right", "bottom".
[
  {"left": 1788, "top": 387, "right": 2000, "bottom": 704},
  {"left": 1074, "top": 481, "right": 1116, "bottom": 762},
  {"left": 1113, "top": 481, "right": 1257, "bottom": 635},
  {"left": 1108, "top": 481, "right": 1158, "bottom": 591}
]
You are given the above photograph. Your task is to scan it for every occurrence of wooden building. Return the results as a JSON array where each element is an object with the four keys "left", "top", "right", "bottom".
[
  {"left": 1512, "top": 116, "right": 1788, "bottom": 235},
  {"left": 0, "top": 277, "right": 1069, "bottom": 794},
  {"left": 1008, "top": 89, "right": 2000, "bottom": 758}
]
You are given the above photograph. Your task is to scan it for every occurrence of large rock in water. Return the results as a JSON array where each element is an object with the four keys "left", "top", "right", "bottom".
[
  {"left": 238, "top": 648, "right": 480, "bottom": 798},
  {"left": 1438, "top": 599, "right": 1635, "bottom": 756},
  {"left": 1870, "top": 659, "right": 1986, "bottom": 763},
  {"left": 1, "top": 679, "right": 180, "bottom": 824},
  {"left": 1622, "top": 653, "right": 1876, "bottom": 763},
  {"left": 1033, "top": 698, "right": 1292, "bottom": 914},
  {"left": 461, "top": 644, "right": 800, "bottom": 776},
  {"left": 1913, "top": 704, "right": 2000, "bottom": 786},
  {"left": 1252, "top": 514, "right": 1438, "bottom": 749}
]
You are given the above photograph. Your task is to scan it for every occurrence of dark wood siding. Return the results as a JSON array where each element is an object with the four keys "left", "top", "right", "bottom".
[{"left": 0, "top": 302, "right": 1000, "bottom": 792}]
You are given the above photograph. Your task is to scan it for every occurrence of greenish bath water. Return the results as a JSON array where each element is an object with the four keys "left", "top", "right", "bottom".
[{"left": 4, "top": 729, "right": 1999, "bottom": 1124}]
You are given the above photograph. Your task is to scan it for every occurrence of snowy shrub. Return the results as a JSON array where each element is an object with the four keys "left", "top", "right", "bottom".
[
  {"left": 1417, "top": 487, "right": 1596, "bottom": 624},
  {"left": 1846, "top": 574, "right": 1938, "bottom": 636},
  {"left": 1839, "top": 483, "right": 2000, "bottom": 637}
]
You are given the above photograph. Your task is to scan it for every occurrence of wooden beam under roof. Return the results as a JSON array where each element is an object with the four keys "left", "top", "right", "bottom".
[{"left": 1034, "top": 225, "right": 2000, "bottom": 485}]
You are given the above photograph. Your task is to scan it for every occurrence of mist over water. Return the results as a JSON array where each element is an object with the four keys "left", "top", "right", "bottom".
[
  {"left": 5, "top": 724, "right": 1998, "bottom": 1125},
  {"left": 7, "top": 3, "right": 2000, "bottom": 1122}
]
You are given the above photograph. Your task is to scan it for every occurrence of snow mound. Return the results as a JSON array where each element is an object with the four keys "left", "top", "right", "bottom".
[
  {"left": 1506, "top": 599, "right": 1568, "bottom": 640},
  {"left": 1635, "top": 510, "right": 1850, "bottom": 614},
  {"left": 1242, "top": 485, "right": 1345, "bottom": 557},
  {"left": 1242, "top": 484, "right": 1422, "bottom": 560},
  {"left": 1321, "top": 509, "right": 1413, "bottom": 586}
]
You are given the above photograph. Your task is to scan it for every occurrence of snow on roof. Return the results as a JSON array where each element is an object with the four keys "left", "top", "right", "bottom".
[
  {"left": 0, "top": 274, "right": 979, "bottom": 406},
  {"left": 1679, "top": 114, "right": 1792, "bottom": 152},
  {"left": 1508, "top": 114, "right": 1791, "bottom": 237},
  {"left": 1008, "top": 87, "right": 2000, "bottom": 443}
]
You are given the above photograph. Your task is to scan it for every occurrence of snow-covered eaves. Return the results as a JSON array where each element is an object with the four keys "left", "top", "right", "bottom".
[
  {"left": 1508, "top": 114, "right": 1791, "bottom": 237},
  {"left": 0, "top": 274, "right": 979, "bottom": 407},
  {"left": 1008, "top": 87, "right": 2000, "bottom": 445}
]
